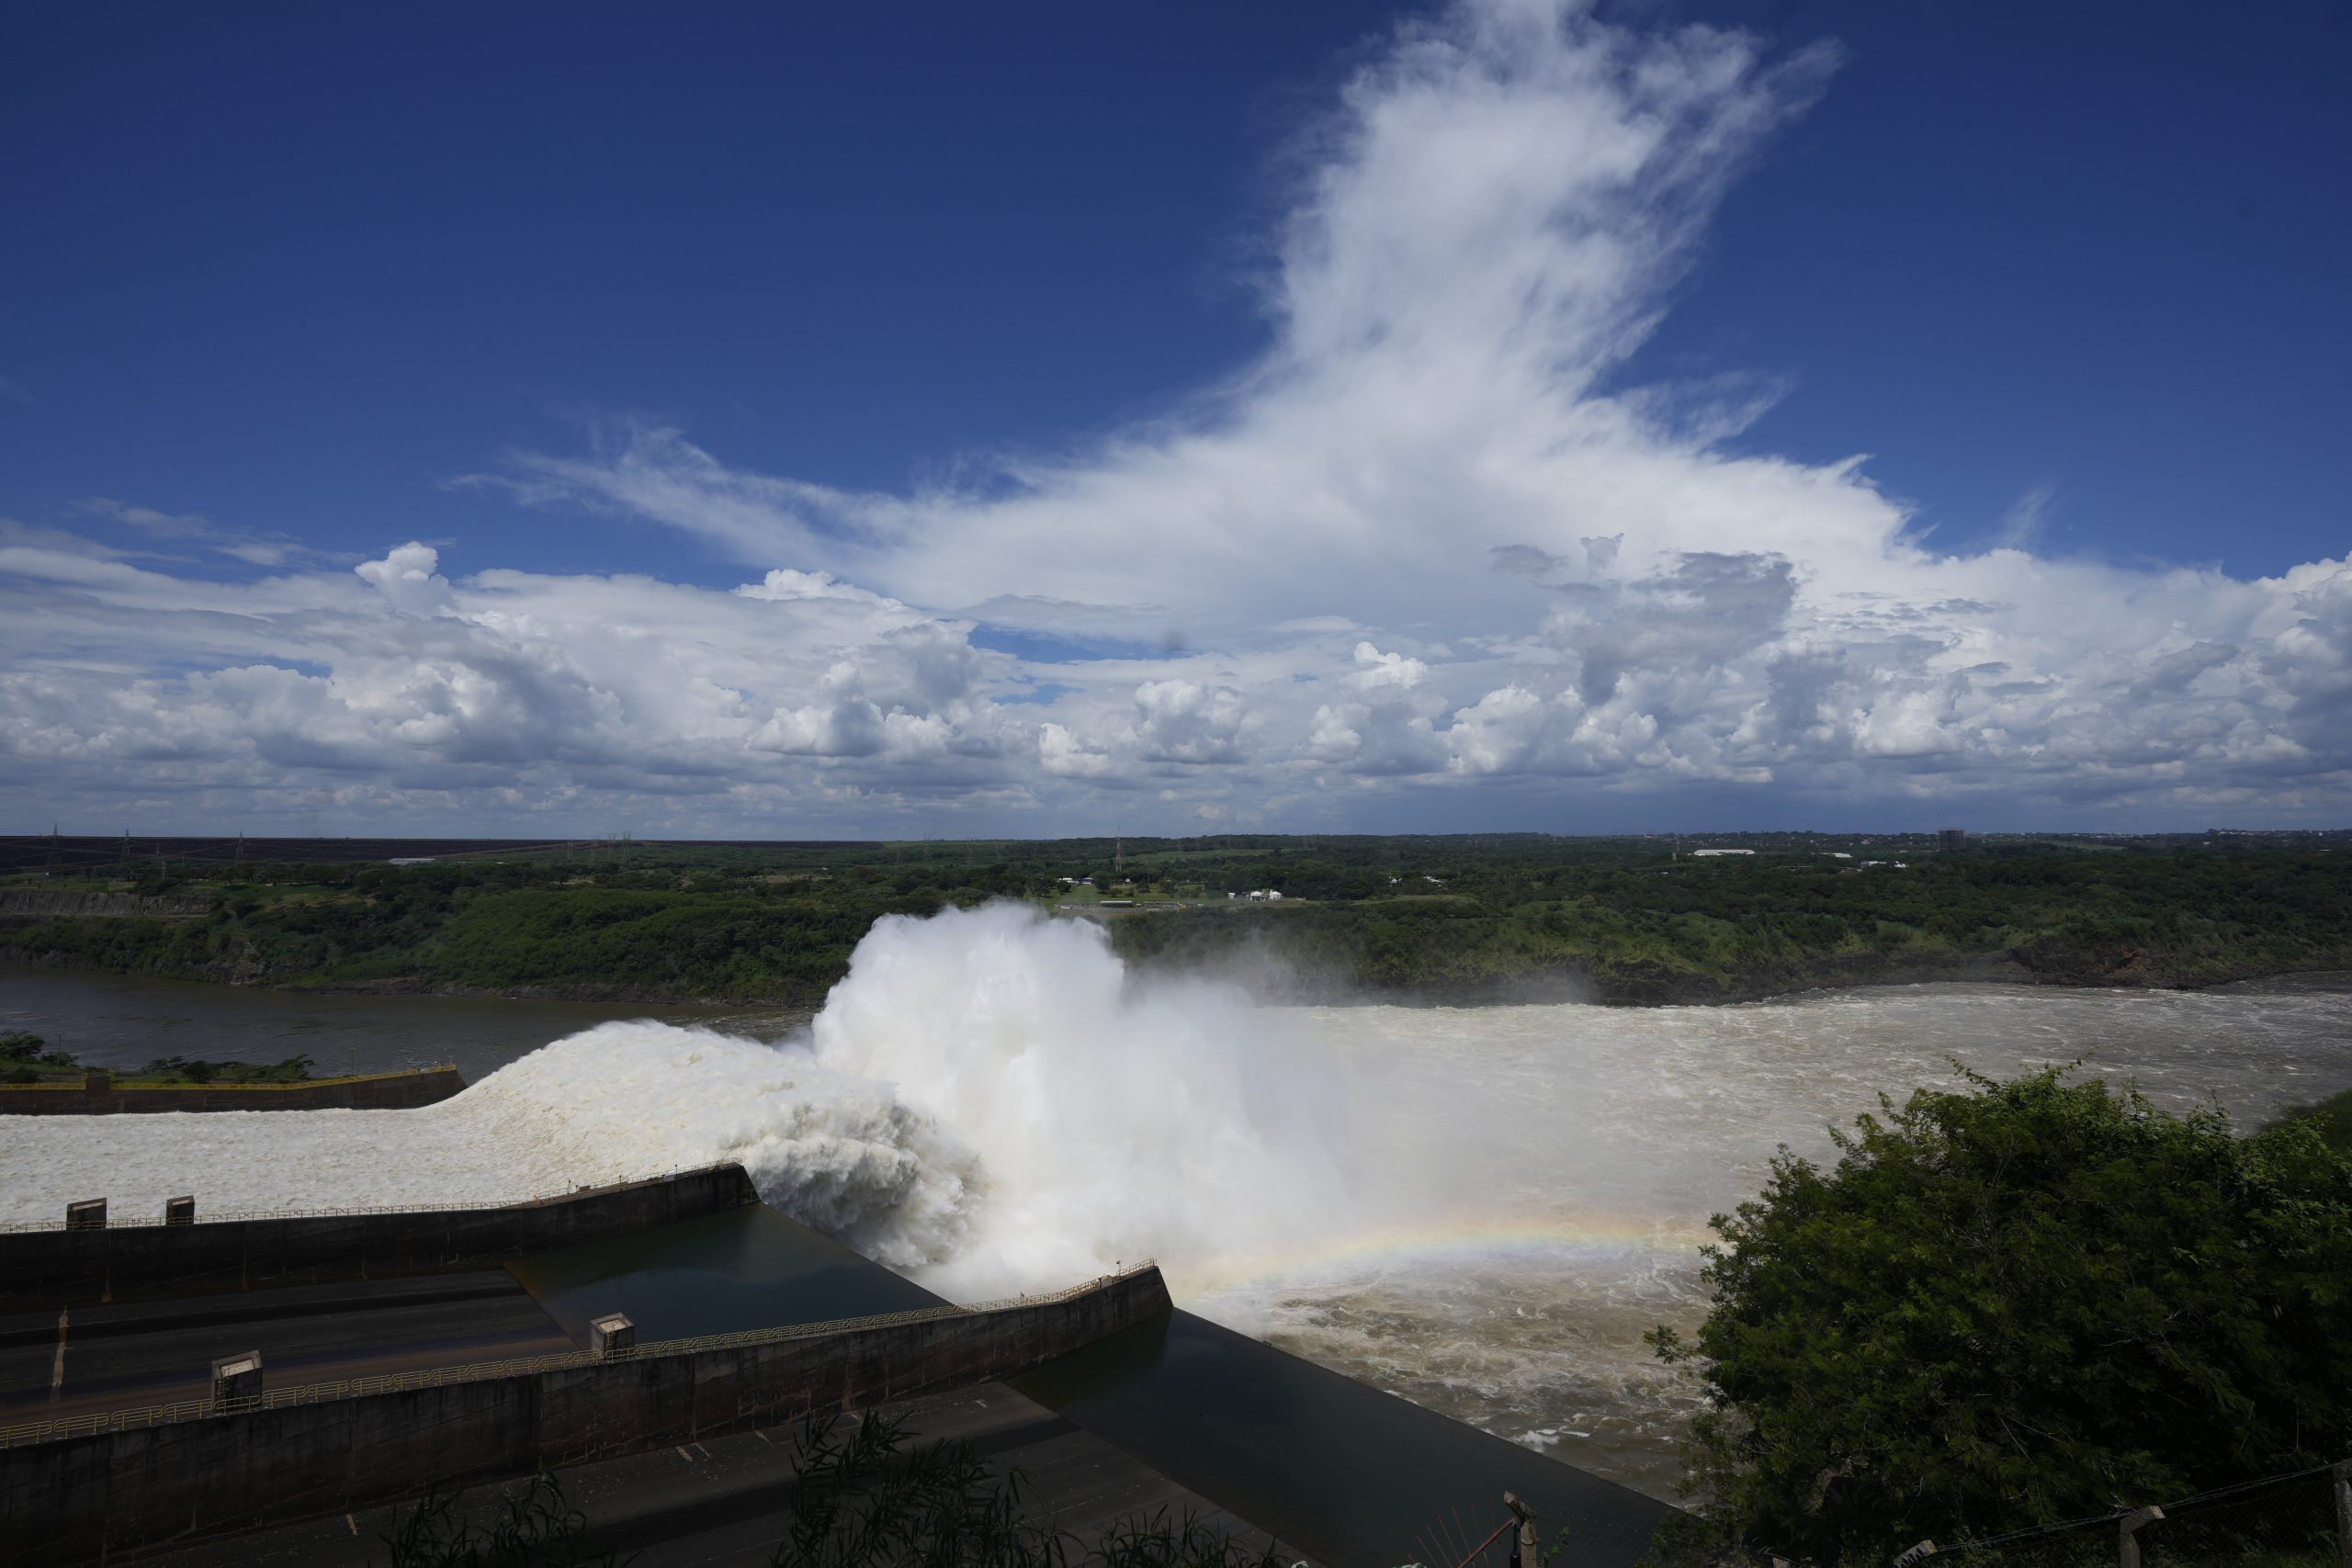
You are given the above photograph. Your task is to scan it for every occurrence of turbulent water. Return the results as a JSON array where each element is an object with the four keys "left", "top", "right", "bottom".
[
  {"left": 5, "top": 907, "right": 2349, "bottom": 1501},
  {"left": 1218, "top": 980, "right": 2352, "bottom": 1496}
]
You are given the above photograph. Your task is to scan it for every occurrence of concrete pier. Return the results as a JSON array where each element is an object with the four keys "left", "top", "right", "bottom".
[
  {"left": 0, "top": 1164, "right": 760, "bottom": 1308},
  {"left": 0, "top": 1064, "right": 466, "bottom": 1115},
  {"left": 139, "top": 1379, "right": 1279, "bottom": 1568},
  {"left": 0, "top": 1266, "right": 1174, "bottom": 1565}
]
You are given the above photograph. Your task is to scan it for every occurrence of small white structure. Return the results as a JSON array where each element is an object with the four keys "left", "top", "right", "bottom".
[
  {"left": 211, "top": 1349, "right": 264, "bottom": 1404},
  {"left": 1690, "top": 849, "right": 1756, "bottom": 858}
]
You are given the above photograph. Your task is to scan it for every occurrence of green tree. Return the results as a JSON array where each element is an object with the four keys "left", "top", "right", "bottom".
[
  {"left": 2267, "top": 1085, "right": 2352, "bottom": 1158},
  {"left": 1649, "top": 1066, "right": 2352, "bottom": 1567}
]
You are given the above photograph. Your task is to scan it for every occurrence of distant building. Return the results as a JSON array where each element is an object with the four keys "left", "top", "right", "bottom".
[
  {"left": 1939, "top": 829, "right": 1967, "bottom": 852},
  {"left": 1690, "top": 849, "right": 1755, "bottom": 858}
]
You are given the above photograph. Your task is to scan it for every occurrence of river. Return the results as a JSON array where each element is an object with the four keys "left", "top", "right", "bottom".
[
  {"left": 5, "top": 957, "right": 2348, "bottom": 1502},
  {"left": 0, "top": 962, "right": 811, "bottom": 1082}
]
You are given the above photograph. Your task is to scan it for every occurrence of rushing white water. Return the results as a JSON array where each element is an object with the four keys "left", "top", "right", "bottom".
[
  {"left": 0, "top": 906, "right": 1362, "bottom": 1291},
  {"left": 4, "top": 907, "right": 2348, "bottom": 1502},
  {"left": 806, "top": 906, "right": 1358, "bottom": 1295}
]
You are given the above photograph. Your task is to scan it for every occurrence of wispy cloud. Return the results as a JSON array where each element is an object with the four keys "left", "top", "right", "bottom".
[
  {"left": 76, "top": 496, "right": 312, "bottom": 568},
  {"left": 1992, "top": 481, "right": 2057, "bottom": 552}
]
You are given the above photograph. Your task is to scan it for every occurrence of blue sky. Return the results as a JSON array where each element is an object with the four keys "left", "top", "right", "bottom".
[{"left": 2, "top": 1, "right": 2347, "bottom": 836}]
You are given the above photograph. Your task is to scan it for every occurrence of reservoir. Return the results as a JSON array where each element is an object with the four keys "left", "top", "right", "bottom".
[{"left": 6, "top": 955, "right": 2349, "bottom": 1502}]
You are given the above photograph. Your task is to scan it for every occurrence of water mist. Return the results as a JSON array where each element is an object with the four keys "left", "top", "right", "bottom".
[{"left": 806, "top": 902, "right": 1362, "bottom": 1297}]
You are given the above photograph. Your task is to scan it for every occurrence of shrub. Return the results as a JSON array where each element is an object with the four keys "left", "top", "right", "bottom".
[{"left": 1650, "top": 1066, "right": 2352, "bottom": 1566}]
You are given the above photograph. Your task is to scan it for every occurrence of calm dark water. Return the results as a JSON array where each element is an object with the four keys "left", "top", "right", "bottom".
[
  {"left": 509, "top": 1203, "right": 937, "bottom": 1343},
  {"left": 1012, "top": 1312, "right": 1676, "bottom": 1568},
  {"left": 0, "top": 963, "right": 808, "bottom": 1082}
]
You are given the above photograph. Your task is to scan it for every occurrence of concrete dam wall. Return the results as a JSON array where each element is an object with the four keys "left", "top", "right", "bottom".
[
  {"left": 0, "top": 1265, "right": 1174, "bottom": 1566},
  {"left": 0, "top": 1064, "right": 466, "bottom": 1116},
  {"left": 0, "top": 1164, "right": 759, "bottom": 1308}
]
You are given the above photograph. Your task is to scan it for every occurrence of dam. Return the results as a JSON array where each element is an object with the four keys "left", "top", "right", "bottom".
[{"left": 0, "top": 1166, "right": 1679, "bottom": 1566}]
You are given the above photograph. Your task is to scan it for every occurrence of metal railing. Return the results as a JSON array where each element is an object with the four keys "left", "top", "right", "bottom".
[
  {"left": 0, "top": 1261, "right": 1156, "bottom": 1450},
  {"left": 1888, "top": 1461, "right": 2352, "bottom": 1568},
  {"left": 0, "top": 1161, "right": 729, "bottom": 1235}
]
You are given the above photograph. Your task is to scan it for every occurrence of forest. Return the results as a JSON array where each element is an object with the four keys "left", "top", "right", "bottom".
[{"left": 0, "top": 830, "right": 2346, "bottom": 1007}]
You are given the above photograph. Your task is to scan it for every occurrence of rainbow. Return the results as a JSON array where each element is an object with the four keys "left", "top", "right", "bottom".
[{"left": 1179, "top": 1210, "right": 1714, "bottom": 1299}]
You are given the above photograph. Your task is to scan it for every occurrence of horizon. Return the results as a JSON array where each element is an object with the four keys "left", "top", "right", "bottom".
[
  {"left": 9, "top": 824, "right": 2346, "bottom": 852},
  {"left": 5, "top": 1, "right": 2347, "bottom": 839}
]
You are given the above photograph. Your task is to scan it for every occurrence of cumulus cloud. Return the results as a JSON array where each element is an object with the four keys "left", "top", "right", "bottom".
[
  {"left": 3, "top": 0, "right": 2347, "bottom": 831},
  {"left": 355, "top": 542, "right": 455, "bottom": 617},
  {"left": 1129, "top": 680, "right": 1251, "bottom": 765}
]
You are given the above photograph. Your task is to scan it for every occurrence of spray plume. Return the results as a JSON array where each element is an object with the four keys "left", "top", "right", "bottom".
[{"left": 0, "top": 904, "right": 1361, "bottom": 1299}]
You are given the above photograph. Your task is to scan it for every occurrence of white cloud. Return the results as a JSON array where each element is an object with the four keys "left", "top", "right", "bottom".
[
  {"left": 355, "top": 542, "right": 455, "bottom": 617},
  {"left": 3, "top": 0, "right": 2347, "bottom": 832},
  {"left": 1129, "top": 681, "right": 1250, "bottom": 765},
  {"left": 1037, "top": 723, "right": 1114, "bottom": 779}
]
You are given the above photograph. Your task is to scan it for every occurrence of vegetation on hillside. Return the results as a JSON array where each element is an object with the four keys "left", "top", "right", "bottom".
[
  {"left": 1, "top": 831, "right": 2346, "bottom": 1005},
  {"left": 1649, "top": 1066, "right": 2352, "bottom": 1566}
]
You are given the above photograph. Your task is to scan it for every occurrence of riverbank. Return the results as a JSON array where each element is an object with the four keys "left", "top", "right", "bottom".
[
  {"left": 6, "top": 919, "right": 2347, "bottom": 1011},
  {"left": 5, "top": 835, "right": 2346, "bottom": 1011}
]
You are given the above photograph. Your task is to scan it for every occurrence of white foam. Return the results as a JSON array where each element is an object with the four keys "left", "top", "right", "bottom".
[
  {"left": 0, "top": 904, "right": 1360, "bottom": 1293},
  {"left": 0, "top": 1021, "right": 987, "bottom": 1268},
  {"left": 806, "top": 904, "right": 1358, "bottom": 1295}
]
